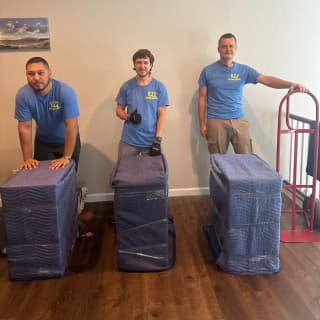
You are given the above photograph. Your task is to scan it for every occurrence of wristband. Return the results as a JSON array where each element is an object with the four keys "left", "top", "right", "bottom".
[{"left": 63, "top": 156, "right": 71, "bottom": 160}]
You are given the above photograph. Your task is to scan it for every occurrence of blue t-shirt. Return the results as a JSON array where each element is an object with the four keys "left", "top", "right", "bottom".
[
  {"left": 198, "top": 61, "right": 260, "bottom": 119},
  {"left": 116, "top": 77, "right": 170, "bottom": 147},
  {"left": 15, "top": 79, "right": 80, "bottom": 143}
]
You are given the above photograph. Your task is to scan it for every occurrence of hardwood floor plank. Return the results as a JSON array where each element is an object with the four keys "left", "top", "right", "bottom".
[{"left": 1, "top": 196, "right": 320, "bottom": 320}]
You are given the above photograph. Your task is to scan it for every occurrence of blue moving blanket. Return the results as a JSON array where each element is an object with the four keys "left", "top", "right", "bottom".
[
  {"left": 206, "top": 154, "right": 282, "bottom": 275},
  {"left": 0, "top": 161, "right": 77, "bottom": 280},
  {"left": 111, "top": 154, "right": 175, "bottom": 272}
]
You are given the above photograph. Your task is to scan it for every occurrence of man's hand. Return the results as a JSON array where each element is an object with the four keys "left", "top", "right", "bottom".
[
  {"left": 129, "top": 109, "right": 142, "bottom": 124},
  {"left": 289, "top": 83, "right": 309, "bottom": 93},
  {"left": 49, "top": 157, "right": 71, "bottom": 170},
  {"left": 200, "top": 123, "right": 207, "bottom": 138},
  {"left": 150, "top": 137, "right": 162, "bottom": 156},
  {"left": 20, "top": 158, "right": 39, "bottom": 170}
]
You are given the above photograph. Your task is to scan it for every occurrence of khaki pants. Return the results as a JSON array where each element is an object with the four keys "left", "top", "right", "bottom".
[{"left": 206, "top": 118, "right": 253, "bottom": 154}]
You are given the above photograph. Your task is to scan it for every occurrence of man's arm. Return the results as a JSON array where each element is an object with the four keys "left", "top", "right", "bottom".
[
  {"left": 63, "top": 117, "right": 78, "bottom": 158},
  {"left": 116, "top": 104, "right": 129, "bottom": 121},
  {"left": 18, "top": 120, "right": 39, "bottom": 169},
  {"left": 49, "top": 117, "right": 78, "bottom": 169},
  {"left": 149, "top": 106, "right": 167, "bottom": 156},
  {"left": 257, "top": 75, "right": 308, "bottom": 92},
  {"left": 155, "top": 106, "right": 166, "bottom": 138},
  {"left": 198, "top": 86, "right": 208, "bottom": 138}
]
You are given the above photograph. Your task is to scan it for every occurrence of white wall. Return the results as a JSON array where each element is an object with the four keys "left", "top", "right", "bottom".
[{"left": 1, "top": 0, "right": 319, "bottom": 200}]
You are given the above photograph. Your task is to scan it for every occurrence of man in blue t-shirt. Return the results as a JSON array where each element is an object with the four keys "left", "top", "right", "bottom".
[
  {"left": 198, "top": 33, "right": 308, "bottom": 154},
  {"left": 115, "top": 49, "right": 170, "bottom": 158},
  {"left": 15, "top": 57, "right": 81, "bottom": 170}
]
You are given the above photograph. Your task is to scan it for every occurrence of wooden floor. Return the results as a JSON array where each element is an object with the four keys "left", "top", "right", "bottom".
[{"left": 1, "top": 196, "right": 320, "bottom": 320}]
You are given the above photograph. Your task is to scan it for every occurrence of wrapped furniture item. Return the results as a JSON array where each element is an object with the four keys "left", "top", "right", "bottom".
[
  {"left": 205, "top": 154, "right": 282, "bottom": 275},
  {"left": 0, "top": 161, "right": 77, "bottom": 280},
  {"left": 111, "top": 154, "right": 175, "bottom": 272},
  {"left": 0, "top": 206, "right": 6, "bottom": 255}
]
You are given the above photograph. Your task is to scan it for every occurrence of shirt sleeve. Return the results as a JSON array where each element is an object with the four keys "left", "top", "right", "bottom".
[
  {"left": 115, "top": 83, "right": 127, "bottom": 106},
  {"left": 246, "top": 66, "right": 260, "bottom": 84},
  {"left": 15, "top": 90, "right": 32, "bottom": 121},
  {"left": 60, "top": 84, "right": 80, "bottom": 119},
  {"left": 157, "top": 82, "right": 170, "bottom": 107},
  {"left": 198, "top": 68, "right": 208, "bottom": 87}
]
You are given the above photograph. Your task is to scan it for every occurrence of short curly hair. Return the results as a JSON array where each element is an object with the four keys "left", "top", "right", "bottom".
[{"left": 132, "top": 49, "right": 154, "bottom": 65}]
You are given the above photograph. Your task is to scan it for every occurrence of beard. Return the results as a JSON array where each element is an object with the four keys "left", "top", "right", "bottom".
[
  {"left": 31, "top": 79, "right": 51, "bottom": 93},
  {"left": 136, "top": 69, "right": 152, "bottom": 79}
]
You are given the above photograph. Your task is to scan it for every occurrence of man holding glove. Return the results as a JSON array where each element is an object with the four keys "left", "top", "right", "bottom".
[{"left": 115, "top": 49, "right": 170, "bottom": 158}]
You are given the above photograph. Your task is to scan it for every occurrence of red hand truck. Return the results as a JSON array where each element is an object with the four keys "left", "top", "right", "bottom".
[{"left": 276, "top": 90, "right": 320, "bottom": 242}]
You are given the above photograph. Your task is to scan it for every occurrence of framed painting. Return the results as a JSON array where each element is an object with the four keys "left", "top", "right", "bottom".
[{"left": 0, "top": 17, "right": 50, "bottom": 50}]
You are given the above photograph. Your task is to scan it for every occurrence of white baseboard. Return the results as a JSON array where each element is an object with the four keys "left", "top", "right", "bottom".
[
  {"left": 169, "top": 187, "right": 209, "bottom": 197},
  {"left": 86, "top": 193, "right": 114, "bottom": 202},
  {"left": 85, "top": 187, "right": 209, "bottom": 203}
]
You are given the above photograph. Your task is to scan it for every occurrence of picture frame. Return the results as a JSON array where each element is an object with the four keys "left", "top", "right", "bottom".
[{"left": 0, "top": 17, "right": 50, "bottom": 50}]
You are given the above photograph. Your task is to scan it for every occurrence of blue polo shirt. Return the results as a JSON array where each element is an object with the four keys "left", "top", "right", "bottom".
[
  {"left": 116, "top": 77, "right": 169, "bottom": 147},
  {"left": 198, "top": 61, "right": 260, "bottom": 119},
  {"left": 15, "top": 79, "right": 79, "bottom": 143}
]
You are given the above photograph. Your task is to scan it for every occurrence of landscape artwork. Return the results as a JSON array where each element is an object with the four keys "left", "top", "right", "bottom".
[{"left": 0, "top": 18, "right": 50, "bottom": 50}]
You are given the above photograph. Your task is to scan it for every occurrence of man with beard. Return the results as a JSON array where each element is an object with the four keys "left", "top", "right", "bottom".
[
  {"left": 115, "top": 49, "right": 170, "bottom": 158},
  {"left": 15, "top": 57, "right": 81, "bottom": 170}
]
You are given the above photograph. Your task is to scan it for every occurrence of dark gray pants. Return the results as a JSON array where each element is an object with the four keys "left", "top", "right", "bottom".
[{"left": 34, "top": 134, "right": 81, "bottom": 171}]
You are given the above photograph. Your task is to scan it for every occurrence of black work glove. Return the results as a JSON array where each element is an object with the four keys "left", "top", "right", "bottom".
[
  {"left": 129, "top": 109, "right": 141, "bottom": 124},
  {"left": 149, "top": 137, "right": 162, "bottom": 156}
]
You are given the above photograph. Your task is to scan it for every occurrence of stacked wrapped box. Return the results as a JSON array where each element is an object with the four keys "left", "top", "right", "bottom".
[
  {"left": 205, "top": 154, "right": 282, "bottom": 274},
  {"left": 111, "top": 154, "right": 175, "bottom": 272},
  {"left": 0, "top": 206, "right": 5, "bottom": 254},
  {"left": 0, "top": 161, "right": 77, "bottom": 280}
]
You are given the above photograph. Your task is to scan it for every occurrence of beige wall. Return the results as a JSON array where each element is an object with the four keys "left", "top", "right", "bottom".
[{"left": 1, "top": 0, "right": 319, "bottom": 201}]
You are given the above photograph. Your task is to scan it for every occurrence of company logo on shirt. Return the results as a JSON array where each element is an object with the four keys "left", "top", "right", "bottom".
[
  {"left": 49, "top": 101, "right": 62, "bottom": 110},
  {"left": 145, "top": 91, "right": 158, "bottom": 100},
  {"left": 228, "top": 73, "right": 241, "bottom": 81}
]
